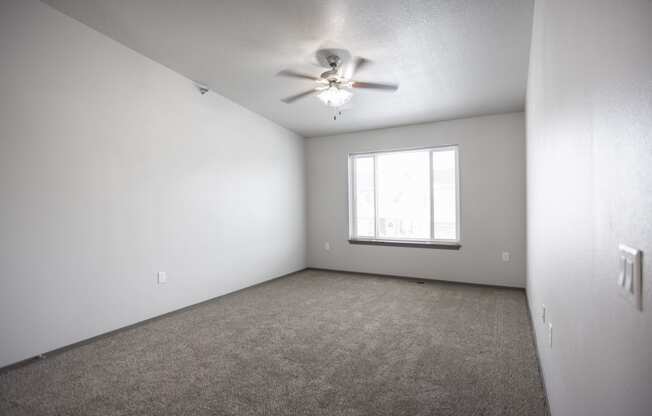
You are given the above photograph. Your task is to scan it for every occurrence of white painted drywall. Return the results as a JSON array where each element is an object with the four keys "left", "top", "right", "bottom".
[
  {"left": 0, "top": 0, "right": 306, "bottom": 368},
  {"left": 306, "top": 113, "right": 526, "bottom": 288},
  {"left": 526, "top": 0, "right": 652, "bottom": 415}
]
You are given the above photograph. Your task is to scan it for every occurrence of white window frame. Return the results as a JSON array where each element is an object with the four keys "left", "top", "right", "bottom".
[{"left": 347, "top": 145, "right": 461, "bottom": 247}]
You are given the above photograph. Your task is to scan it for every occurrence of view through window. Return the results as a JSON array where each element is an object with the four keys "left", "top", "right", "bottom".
[{"left": 349, "top": 146, "right": 459, "bottom": 243}]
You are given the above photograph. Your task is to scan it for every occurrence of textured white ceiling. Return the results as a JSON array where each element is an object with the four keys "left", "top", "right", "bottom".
[{"left": 43, "top": 0, "right": 534, "bottom": 137}]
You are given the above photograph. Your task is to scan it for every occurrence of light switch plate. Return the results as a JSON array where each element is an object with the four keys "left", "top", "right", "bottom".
[
  {"left": 617, "top": 244, "right": 642, "bottom": 310},
  {"left": 157, "top": 271, "right": 167, "bottom": 284}
]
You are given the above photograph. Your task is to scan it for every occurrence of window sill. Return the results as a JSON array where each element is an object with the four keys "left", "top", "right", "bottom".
[{"left": 348, "top": 239, "right": 461, "bottom": 250}]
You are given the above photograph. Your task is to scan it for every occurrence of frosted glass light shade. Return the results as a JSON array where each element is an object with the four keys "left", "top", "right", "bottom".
[{"left": 317, "top": 86, "right": 352, "bottom": 107}]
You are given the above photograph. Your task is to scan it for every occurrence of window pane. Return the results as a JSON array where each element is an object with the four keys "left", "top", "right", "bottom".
[
  {"left": 353, "top": 156, "right": 374, "bottom": 238},
  {"left": 432, "top": 149, "right": 457, "bottom": 240},
  {"left": 376, "top": 151, "right": 430, "bottom": 240}
]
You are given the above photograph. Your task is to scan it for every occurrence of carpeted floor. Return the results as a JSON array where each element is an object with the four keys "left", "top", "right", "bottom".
[{"left": 0, "top": 269, "right": 547, "bottom": 416}]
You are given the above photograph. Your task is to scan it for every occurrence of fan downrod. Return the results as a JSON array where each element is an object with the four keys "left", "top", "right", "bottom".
[
  {"left": 326, "top": 55, "right": 341, "bottom": 69},
  {"left": 320, "top": 55, "right": 341, "bottom": 80}
]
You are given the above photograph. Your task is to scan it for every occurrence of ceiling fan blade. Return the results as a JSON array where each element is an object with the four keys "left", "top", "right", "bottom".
[
  {"left": 347, "top": 57, "right": 371, "bottom": 78},
  {"left": 281, "top": 89, "right": 318, "bottom": 104},
  {"left": 352, "top": 81, "right": 399, "bottom": 91},
  {"left": 277, "top": 69, "right": 319, "bottom": 81}
]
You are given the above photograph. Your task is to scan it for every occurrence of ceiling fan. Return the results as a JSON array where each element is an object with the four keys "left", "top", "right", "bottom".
[{"left": 278, "top": 54, "right": 399, "bottom": 108}]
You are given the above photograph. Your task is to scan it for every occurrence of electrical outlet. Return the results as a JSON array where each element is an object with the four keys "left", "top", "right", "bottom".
[
  {"left": 324, "top": 242, "right": 331, "bottom": 251},
  {"left": 502, "top": 251, "right": 511, "bottom": 262},
  {"left": 548, "top": 322, "right": 553, "bottom": 348},
  {"left": 541, "top": 304, "right": 546, "bottom": 323},
  {"left": 157, "top": 272, "right": 167, "bottom": 284}
]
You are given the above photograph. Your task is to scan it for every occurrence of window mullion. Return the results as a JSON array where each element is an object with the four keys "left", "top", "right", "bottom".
[
  {"left": 429, "top": 150, "right": 435, "bottom": 240},
  {"left": 350, "top": 156, "right": 357, "bottom": 239},
  {"left": 373, "top": 154, "right": 378, "bottom": 239}
]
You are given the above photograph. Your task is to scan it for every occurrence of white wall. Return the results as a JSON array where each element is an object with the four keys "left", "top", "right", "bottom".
[
  {"left": 306, "top": 113, "right": 526, "bottom": 288},
  {"left": 0, "top": 0, "right": 306, "bottom": 368},
  {"left": 526, "top": 1, "right": 652, "bottom": 415}
]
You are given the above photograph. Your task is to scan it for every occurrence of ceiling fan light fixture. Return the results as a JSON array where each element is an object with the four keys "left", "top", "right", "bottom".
[
  {"left": 317, "top": 85, "right": 352, "bottom": 108},
  {"left": 279, "top": 52, "right": 398, "bottom": 109}
]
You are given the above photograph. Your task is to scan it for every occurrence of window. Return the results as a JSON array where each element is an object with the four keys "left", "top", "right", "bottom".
[{"left": 348, "top": 146, "right": 460, "bottom": 246}]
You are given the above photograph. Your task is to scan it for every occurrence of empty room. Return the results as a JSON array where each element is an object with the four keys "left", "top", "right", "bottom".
[{"left": 1, "top": 1, "right": 650, "bottom": 415}]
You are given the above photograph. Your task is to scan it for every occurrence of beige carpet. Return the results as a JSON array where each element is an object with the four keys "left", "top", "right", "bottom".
[{"left": 0, "top": 269, "right": 547, "bottom": 415}]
